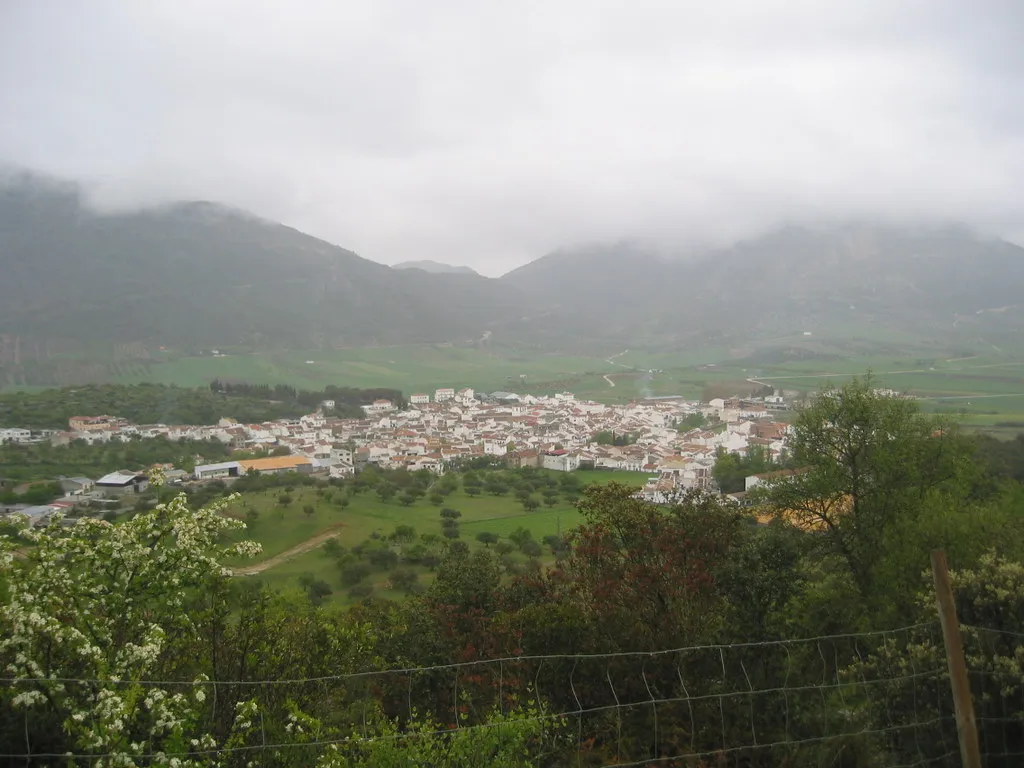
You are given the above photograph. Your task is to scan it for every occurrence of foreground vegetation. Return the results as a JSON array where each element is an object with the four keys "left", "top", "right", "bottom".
[{"left": 4, "top": 378, "right": 1024, "bottom": 765}]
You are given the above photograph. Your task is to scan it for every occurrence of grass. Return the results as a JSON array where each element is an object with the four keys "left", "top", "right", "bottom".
[
  {"left": 108, "top": 345, "right": 615, "bottom": 395},
  {"left": 8, "top": 334, "right": 1024, "bottom": 437},
  {"left": 225, "top": 469, "right": 652, "bottom": 603}
]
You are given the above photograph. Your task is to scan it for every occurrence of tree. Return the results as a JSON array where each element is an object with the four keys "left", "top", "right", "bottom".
[
  {"left": 391, "top": 524, "right": 416, "bottom": 543},
  {"left": 429, "top": 491, "right": 444, "bottom": 506},
  {"left": 476, "top": 531, "right": 499, "bottom": 547},
  {"left": 305, "top": 578, "right": 333, "bottom": 606},
  {"left": 340, "top": 561, "right": 372, "bottom": 586},
  {"left": 399, "top": 491, "right": 417, "bottom": 507},
  {"left": 712, "top": 444, "right": 775, "bottom": 494},
  {"left": 376, "top": 483, "right": 396, "bottom": 503},
  {"left": 302, "top": 504, "right": 315, "bottom": 518},
  {"left": 368, "top": 548, "right": 399, "bottom": 570},
  {"left": 521, "top": 497, "right": 540, "bottom": 512},
  {"left": 759, "top": 376, "right": 973, "bottom": 599},
  {"left": 508, "top": 526, "right": 533, "bottom": 549},
  {"left": 323, "top": 537, "right": 345, "bottom": 559},
  {"left": 465, "top": 484, "right": 481, "bottom": 497},
  {"left": 440, "top": 507, "right": 462, "bottom": 521},
  {"left": 389, "top": 567, "right": 420, "bottom": 594},
  {"left": 558, "top": 483, "right": 741, "bottom": 651},
  {"left": 678, "top": 412, "right": 707, "bottom": 432},
  {"left": 277, "top": 493, "right": 293, "bottom": 507},
  {"left": 520, "top": 539, "right": 543, "bottom": 557},
  {"left": 245, "top": 508, "right": 260, "bottom": 524},
  {"left": 495, "top": 540, "right": 515, "bottom": 556},
  {"left": 485, "top": 480, "right": 509, "bottom": 496},
  {"left": 442, "top": 526, "right": 460, "bottom": 539},
  {"left": 0, "top": 492, "right": 263, "bottom": 762}
]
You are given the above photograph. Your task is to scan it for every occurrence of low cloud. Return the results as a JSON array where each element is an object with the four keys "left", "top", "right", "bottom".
[{"left": 2, "top": 0, "right": 1022, "bottom": 275}]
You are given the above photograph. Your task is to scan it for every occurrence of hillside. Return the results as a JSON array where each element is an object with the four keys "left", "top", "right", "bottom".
[
  {"left": 392, "top": 260, "right": 478, "bottom": 275},
  {"left": 4, "top": 172, "right": 1024, "bottom": 372},
  {"left": 0, "top": 173, "right": 523, "bottom": 352},
  {"left": 500, "top": 225, "right": 1024, "bottom": 351}
]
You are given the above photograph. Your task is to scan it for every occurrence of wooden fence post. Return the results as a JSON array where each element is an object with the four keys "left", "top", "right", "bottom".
[{"left": 931, "top": 549, "right": 982, "bottom": 768}]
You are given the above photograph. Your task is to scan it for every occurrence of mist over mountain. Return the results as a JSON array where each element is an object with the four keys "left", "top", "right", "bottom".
[
  {"left": 0, "top": 174, "right": 525, "bottom": 350},
  {"left": 500, "top": 224, "right": 1024, "bottom": 351},
  {"left": 393, "top": 260, "right": 479, "bottom": 276},
  {"left": 3, "top": 173, "right": 1023, "bottom": 362}
]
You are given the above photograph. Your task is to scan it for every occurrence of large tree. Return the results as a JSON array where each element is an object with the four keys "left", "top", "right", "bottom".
[{"left": 759, "top": 376, "right": 973, "bottom": 598}]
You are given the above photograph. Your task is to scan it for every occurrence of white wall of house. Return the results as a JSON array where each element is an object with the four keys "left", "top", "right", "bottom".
[{"left": 541, "top": 452, "right": 580, "bottom": 472}]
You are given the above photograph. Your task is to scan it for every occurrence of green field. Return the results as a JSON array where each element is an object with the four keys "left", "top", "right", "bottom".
[
  {"left": 107, "top": 345, "right": 614, "bottom": 394},
  {"left": 7, "top": 333, "right": 1024, "bottom": 436},
  {"left": 227, "top": 469, "right": 651, "bottom": 603}
]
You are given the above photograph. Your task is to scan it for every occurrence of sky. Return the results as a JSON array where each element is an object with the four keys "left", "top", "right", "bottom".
[{"left": 1, "top": 1, "right": 1022, "bottom": 276}]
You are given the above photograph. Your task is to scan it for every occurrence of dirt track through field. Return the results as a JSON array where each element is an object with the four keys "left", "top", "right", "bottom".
[{"left": 232, "top": 525, "right": 344, "bottom": 576}]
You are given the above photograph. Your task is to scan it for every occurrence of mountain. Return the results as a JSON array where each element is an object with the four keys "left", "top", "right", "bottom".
[
  {"left": 500, "top": 225, "right": 1024, "bottom": 350},
  {"left": 393, "top": 260, "right": 478, "bottom": 275},
  {"left": 0, "top": 173, "right": 523, "bottom": 351},
  {"left": 3, "top": 171, "right": 1024, "bottom": 369}
]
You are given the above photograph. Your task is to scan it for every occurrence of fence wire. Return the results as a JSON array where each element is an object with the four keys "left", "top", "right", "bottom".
[{"left": 2, "top": 621, "right": 1021, "bottom": 766}]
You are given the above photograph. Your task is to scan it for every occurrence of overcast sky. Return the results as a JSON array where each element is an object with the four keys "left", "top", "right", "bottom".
[{"left": 1, "top": 1, "right": 1022, "bottom": 276}]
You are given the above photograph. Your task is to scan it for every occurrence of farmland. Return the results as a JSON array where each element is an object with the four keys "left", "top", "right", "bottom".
[
  {"left": 223, "top": 468, "right": 650, "bottom": 604},
  {"left": 6, "top": 332, "right": 1024, "bottom": 437}
]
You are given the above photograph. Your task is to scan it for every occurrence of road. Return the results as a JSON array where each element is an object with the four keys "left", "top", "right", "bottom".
[
  {"left": 231, "top": 525, "right": 344, "bottom": 576},
  {"left": 604, "top": 349, "right": 631, "bottom": 386}
]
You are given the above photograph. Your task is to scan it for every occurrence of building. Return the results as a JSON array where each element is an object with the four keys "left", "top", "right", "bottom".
[
  {"left": 435, "top": 388, "right": 455, "bottom": 402},
  {"left": 16, "top": 504, "right": 60, "bottom": 527},
  {"left": 164, "top": 468, "right": 190, "bottom": 484},
  {"left": 505, "top": 449, "right": 540, "bottom": 469},
  {"left": 541, "top": 449, "right": 580, "bottom": 472},
  {"left": 95, "top": 470, "right": 150, "bottom": 496},
  {"left": 68, "top": 415, "right": 123, "bottom": 432},
  {"left": 58, "top": 476, "right": 94, "bottom": 495},
  {"left": 236, "top": 455, "right": 314, "bottom": 476},
  {"left": 410, "top": 393, "right": 430, "bottom": 405},
  {"left": 361, "top": 399, "right": 396, "bottom": 415},
  {"left": 744, "top": 468, "right": 805, "bottom": 492},
  {"left": 0, "top": 427, "right": 31, "bottom": 444},
  {"left": 194, "top": 461, "right": 242, "bottom": 480}
]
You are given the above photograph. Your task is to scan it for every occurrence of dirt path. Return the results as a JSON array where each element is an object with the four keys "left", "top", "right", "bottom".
[
  {"left": 603, "top": 374, "right": 616, "bottom": 387},
  {"left": 232, "top": 525, "right": 344, "bottom": 576}
]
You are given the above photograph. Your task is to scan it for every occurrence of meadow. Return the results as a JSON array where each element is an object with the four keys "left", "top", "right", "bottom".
[
  {"left": 225, "top": 469, "right": 650, "bottom": 604},
  {"left": 7, "top": 332, "right": 1024, "bottom": 436}
]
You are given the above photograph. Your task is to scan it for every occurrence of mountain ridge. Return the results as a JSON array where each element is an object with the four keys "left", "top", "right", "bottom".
[
  {"left": 393, "top": 260, "right": 478, "bottom": 275},
  {"left": 3, "top": 172, "right": 1024, "bottom": 364}
]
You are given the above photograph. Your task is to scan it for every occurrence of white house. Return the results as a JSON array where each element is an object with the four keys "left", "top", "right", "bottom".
[
  {"left": 435, "top": 388, "right": 455, "bottom": 402},
  {"left": 328, "top": 460, "right": 355, "bottom": 479},
  {"left": 95, "top": 471, "right": 150, "bottom": 496},
  {"left": 331, "top": 446, "right": 353, "bottom": 465},
  {"left": 0, "top": 427, "right": 32, "bottom": 444},
  {"left": 541, "top": 450, "right": 580, "bottom": 472},
  {"left": 362, "top": 399, "right": 396, "bottom": 415},
  {"left": 410, "top": 393, "right": 431, "bottom": 405},
  {"left": 483, "top": 438, "right": 508, "bottom": 456},
  {"left": 456, "top": 388, "right": 475, "bottom": 403}
]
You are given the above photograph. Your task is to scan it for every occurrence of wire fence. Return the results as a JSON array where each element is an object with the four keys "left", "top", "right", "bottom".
[{"left": 6, "top": 619, "right": 1021, "bottom": 766}]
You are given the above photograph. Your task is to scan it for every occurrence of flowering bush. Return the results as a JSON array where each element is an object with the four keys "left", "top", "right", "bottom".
[{"left": 0, "top": 491, "right": 261, "bottom": 765}]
